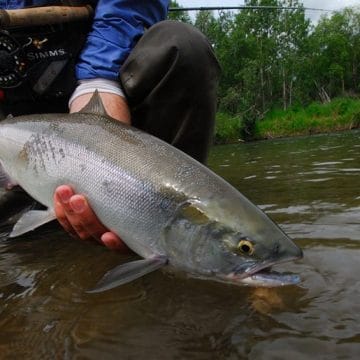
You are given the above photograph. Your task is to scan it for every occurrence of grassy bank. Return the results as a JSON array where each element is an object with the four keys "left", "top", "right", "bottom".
[
  {"left": 214, "top": 98, "right": 360, "bottom": 143},
  {"left": 254, "top": 98, "right": 360, "bottom": 139},
  {"left": 214, "top": 112, "right": 245, "bottom": 144}
]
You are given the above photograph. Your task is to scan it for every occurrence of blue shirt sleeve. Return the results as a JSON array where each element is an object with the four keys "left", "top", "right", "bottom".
[
  {"left": 0, "top": 1, "right": 58, "bottom": 9},
  {"left": 76, "top": 0, "right": 169, "bottom": 81}
]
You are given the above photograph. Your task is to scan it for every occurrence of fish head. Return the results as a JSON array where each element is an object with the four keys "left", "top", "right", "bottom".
[
  {"left": 164, "top": 198, "right": 303, "bottom": 286},
  {"left": 207, "top": 220, "right": 303, "bottom": 286}
]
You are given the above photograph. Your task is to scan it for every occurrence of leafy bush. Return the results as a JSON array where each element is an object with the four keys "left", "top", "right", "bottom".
[
  {"left": 253, "top": 97, "right": 360, "bottom": 139},
  {"left": 214, "top": 112, "right": 245, "bottom": 144}
]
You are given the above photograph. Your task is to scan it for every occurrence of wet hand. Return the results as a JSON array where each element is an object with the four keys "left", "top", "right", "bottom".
[{"left": 54, "top": 185, "right": 129, "bottom": 252}]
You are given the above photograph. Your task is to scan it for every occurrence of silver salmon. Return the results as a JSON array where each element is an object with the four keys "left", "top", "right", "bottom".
[{"left": 0, "top": 93, "right": 302, "bottom": 292}]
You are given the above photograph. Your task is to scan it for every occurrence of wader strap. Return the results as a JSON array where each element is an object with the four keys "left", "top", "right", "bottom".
[{"left": 32, "top": 58, "right": 68, "bottom": 95}]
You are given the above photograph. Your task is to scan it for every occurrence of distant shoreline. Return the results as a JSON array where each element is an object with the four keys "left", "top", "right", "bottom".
[{"left": 214, "top": 97, "right": 360, "bottom": 144}]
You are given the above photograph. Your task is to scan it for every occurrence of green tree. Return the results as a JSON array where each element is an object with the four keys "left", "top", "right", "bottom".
[
  {"left": 275, "top": 0, "right": 310, "bottom": 109},
  {"left": 309, "top": 7, "right": 360, "bottom": 100},
  {"left": 184, "top": 2, "right": 359, "bottom": 139},
  {"left": 168, "top": 1, "right": 192, "bottom": 23}
]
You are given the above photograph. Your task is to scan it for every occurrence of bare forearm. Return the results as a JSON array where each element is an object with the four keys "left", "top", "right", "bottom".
[{"left": 70, "top": 92, "right": 131, "bottom": 124}]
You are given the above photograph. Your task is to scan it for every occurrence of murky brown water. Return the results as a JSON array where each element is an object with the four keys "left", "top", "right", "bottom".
[{"left": 0, "top": 130, "right": 359, "bottom": 359}]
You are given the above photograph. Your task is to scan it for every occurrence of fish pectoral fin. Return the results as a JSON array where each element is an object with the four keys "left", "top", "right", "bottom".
[
  {"left": 87, "top": 256, "right": 168, "bottom": 294},
  {"left": 9, "top": 209, "right": 56, "bottom": 238}
]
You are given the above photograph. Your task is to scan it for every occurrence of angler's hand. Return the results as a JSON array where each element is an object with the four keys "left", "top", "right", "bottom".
[{"left": 54, "top": 185, "right": 129, "bottom": 252}]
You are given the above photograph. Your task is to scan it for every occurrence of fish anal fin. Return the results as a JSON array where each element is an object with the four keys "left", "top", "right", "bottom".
[
  {"left": 9, "top": 209, "right": 56, "bottom": 238},
  {"left": 87, "top": 256, "right": 167, "bottom": 294}
]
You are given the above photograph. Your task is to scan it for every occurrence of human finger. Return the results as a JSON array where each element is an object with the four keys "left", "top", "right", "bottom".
[
  {"left": 101, "top": 231, "right": 129, "bottom": 252},
  {"left": 54, "top": 189, "right": 78, "bottom": 238},
  {"left": 54, "top": 185, "right": 128, "bottom": 251},
  {"left": 69, "top": 194, "right": 109, "bottom": 241},
  {"left": 54, "top": 185, "right": 92, "bottom": 240}
]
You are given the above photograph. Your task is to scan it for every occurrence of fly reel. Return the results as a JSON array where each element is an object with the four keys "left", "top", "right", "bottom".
[{"left": 0, "top": 31, "right": 28, "bottom": 88}]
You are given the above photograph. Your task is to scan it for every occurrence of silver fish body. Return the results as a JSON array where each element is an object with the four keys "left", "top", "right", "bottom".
[{"left": 0, "top": 96, "right": 302, "bottom": 291}]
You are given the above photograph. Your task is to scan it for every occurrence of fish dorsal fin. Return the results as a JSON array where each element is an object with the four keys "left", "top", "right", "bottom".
[{"left": 79, "top": 90, "right": 108, "bottom": 116}]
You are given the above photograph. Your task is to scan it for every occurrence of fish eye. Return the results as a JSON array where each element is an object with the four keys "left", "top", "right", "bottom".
[{"left": 237, "top": 240, "right": 254, "bottom": 255}]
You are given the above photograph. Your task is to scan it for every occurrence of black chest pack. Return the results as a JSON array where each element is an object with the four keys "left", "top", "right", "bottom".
[{"left": 0, "top": 4, "right": 93, "bottom": 103}]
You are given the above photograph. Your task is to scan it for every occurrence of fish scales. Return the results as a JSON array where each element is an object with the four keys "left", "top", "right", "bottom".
[
  {"left": 0, "top": 93, "right": 302, "bottom": 291},
  {"left": 1, "top": 114, "right": 187, "bottom": 256}
]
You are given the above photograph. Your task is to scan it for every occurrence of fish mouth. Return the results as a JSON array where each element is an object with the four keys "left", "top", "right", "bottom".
[{"left": 224, "top": 255, "right": 302, "bottom": 287}]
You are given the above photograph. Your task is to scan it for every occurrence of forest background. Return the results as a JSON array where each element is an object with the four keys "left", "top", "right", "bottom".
[{"left": 169, "top": 0, "right": 360, "bottom": 143}]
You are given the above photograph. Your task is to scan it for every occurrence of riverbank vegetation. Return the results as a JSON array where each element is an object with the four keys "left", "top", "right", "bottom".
[
  {"left": 214, "top": 98, "right": 360, "bottom": 143},
  {"left": 254, "top": 97, "right": 360, "bottom": 139},
  {"left": 170, "top": 0, "right": 360, "bottom": 141}
]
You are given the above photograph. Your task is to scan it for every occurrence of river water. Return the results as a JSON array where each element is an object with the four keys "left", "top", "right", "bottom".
[{"left": 0, "top": 130, "right": 359, "bottom": 359}]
